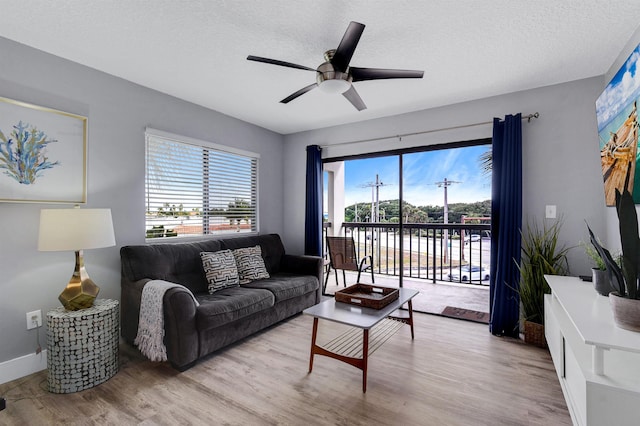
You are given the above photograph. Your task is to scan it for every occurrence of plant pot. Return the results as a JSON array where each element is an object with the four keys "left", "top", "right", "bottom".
[
  {"left": 523, "top": 320, "right": 547, "bottom": 348},
  {"left": 609, "top": 292, "right": 640, "bottom": 332},
  {"left": 592, "top": 268, "right": 614, "bottom": 296}
]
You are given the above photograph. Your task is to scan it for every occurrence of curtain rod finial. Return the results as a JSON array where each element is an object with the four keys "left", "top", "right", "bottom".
[{"left": 527, "top": 112, "right": 540, "bottom": 122}]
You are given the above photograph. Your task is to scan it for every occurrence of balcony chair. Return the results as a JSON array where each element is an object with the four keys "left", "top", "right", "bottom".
[{"left": 324, "top": 236, "right": 374, "bottom": 292}]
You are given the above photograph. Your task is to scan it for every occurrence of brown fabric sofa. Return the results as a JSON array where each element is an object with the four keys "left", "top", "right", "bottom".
[{"left": 120, "top": 234, "right": 322, "bottom": 370}]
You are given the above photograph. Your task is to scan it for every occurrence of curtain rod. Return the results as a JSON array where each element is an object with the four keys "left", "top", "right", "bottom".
[{"left": 319, "top": 112, "right": 539, "bottom": 149}]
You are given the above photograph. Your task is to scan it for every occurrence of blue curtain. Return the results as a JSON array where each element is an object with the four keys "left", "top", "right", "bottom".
[
  {"left": 304, "top": 145, "right": 323, "bottom": 256},
  {"left": 490, "top": 114, "right": 522, "bottom": 337}
]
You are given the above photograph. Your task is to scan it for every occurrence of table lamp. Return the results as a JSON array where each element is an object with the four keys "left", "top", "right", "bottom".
[{"left": 38, "top": 207, "right": 116, "bottom": 311}]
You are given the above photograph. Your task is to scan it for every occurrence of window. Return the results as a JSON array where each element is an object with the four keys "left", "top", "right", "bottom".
[{"left": 145, "top": 128, "right": 259, "bottom": 239}]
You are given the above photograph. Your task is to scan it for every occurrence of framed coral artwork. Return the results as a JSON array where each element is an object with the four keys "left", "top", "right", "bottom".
[{"left": 0, "top": 96, "right": 87, "bottom": 203}]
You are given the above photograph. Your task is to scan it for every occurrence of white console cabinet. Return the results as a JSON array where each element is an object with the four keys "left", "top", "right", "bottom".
[{"left": 544, "top": 275, "right": 640, "bottom": 426}]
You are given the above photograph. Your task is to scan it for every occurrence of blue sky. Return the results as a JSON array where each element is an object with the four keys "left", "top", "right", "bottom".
[{"left": 328, "top": 144, "right": 492, "bottom": 208}]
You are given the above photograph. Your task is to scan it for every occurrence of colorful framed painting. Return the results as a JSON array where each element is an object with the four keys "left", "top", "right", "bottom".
[
  {"left": 596, "top": 42, "right": 640, "bottom": 206},
  {"left": 0, "top": 96, "right": 87, "bottom": 203}
]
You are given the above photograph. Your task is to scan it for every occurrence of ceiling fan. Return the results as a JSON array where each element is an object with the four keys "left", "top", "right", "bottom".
[{"left": 247, "top": 21, "right": 424, "bottom": 111}]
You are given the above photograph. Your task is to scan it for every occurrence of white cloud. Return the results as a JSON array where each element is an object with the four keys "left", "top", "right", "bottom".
[
  {"left": 626, "top": 51, "right": 640, "bottom": 72},
  {"left": 596, "top": 46, "right": 640, "bottom": 128}
]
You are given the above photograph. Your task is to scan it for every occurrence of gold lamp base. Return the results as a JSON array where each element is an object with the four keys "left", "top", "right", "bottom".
[{"left": 59, "top": 250, "right": 100, "bottom": 311}]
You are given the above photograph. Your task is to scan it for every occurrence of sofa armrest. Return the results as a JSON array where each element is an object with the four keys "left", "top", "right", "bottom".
[
  {"left": 120, "top": 277, "right": 151, "bottom": 343},
  {"left": 280, "top": 254, "right": 323, "bottom": 303},
  {"left": 163, "top": 288, "right": 199, "bottom": 370},
  {"left": 121, "top": 275, "right": 200, "bottom": 369}
]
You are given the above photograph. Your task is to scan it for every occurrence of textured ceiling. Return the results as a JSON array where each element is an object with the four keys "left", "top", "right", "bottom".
[{"left": 1, "top": 1, "right": 639, "bottom": 134}]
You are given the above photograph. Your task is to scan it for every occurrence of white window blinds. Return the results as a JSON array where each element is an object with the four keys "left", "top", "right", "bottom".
[{"left": 145, "top": 129, "right": 259, "bottom": 239}]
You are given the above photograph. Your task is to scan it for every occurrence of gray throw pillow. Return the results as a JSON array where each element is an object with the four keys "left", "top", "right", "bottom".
[
  {"left": 200, "top": 250, "right": 240, "bottom": 293},
  {"left": 233, "top": 245, "right": 270, "bottom": 284}
]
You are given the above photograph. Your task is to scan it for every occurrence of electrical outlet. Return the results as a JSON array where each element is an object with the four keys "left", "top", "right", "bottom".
[
  {"left": 545, "top": 205, "right": 557, "bottom": 219},
  {"left": 26, "top": 310, "right": 42, "bottom": 330}
]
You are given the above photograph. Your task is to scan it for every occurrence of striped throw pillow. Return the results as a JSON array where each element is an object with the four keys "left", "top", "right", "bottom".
[
  {"left": 200, "top": 250, "right": 240, "bottom": 293},
  {"left": 233, "top": 245, "right": 270, "bottom": 284}
]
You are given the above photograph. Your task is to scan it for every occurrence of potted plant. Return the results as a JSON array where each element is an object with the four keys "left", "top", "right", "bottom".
[
  {"left": 588, "top": 188, "right": 640, "bottom": 331},
  {"left": 581, "top": 239, "right": 615, "bottom": 296},
  {"left": 518, "top": 218, "right": 570, "bottom": 347}
]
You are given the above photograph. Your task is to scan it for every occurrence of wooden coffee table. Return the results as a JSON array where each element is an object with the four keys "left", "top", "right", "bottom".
[{"left": 303, "top": 287, "right": 418, "bottom": 392}]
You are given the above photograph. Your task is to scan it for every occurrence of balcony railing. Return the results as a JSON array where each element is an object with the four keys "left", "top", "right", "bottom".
[{"left": 325, "top": 222, "right": 492, "bottom": 285}]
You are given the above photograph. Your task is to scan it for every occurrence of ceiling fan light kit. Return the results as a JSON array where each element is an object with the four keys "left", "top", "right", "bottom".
[
  {"left": 318, "top": 78, "right": 350, "bottom": 94},
  {"left": 317, "top": 56, "right": 351, "bottom": 94},
  {"left": 247, "top": 21, "right": 424, "bottom": 111}
]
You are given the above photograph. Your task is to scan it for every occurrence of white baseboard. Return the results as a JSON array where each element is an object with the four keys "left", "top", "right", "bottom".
[{"left": 0, "top": 350, "right": 47, "bottom": 385}]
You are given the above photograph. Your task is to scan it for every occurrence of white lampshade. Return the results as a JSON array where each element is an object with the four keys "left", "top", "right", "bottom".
[{"left": 38, "top": 208, "right": 116, "bottom": 252}]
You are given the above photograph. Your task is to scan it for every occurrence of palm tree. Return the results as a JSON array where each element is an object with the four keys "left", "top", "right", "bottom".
[
  {"left": 227, "top": 198, "right": 251, "bottom": 230},
  {"left": 479, "top": 150, "right": 492, "bottom": 177}
]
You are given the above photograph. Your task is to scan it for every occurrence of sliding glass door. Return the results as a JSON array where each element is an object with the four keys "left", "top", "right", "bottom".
[{"left": 323, "top": 141, "right": 492, "bottom": 315}]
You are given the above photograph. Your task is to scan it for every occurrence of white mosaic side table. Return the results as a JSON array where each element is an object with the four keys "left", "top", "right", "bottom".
[{"left": 47, "top": 299, "right": 119, "bottom": 393}]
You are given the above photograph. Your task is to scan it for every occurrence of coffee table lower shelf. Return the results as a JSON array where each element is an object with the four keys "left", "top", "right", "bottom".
[{"left": 320, "top": 318, "right": 404, "bottom": 358}]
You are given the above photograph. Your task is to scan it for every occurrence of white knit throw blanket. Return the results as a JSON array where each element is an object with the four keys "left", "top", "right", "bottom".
[{"left": 134, "top": 280, "right": 200, "bottom": 362}]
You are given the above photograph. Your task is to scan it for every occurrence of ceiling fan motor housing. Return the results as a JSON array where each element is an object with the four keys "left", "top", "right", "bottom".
[{"left": 316, "top": 60, "right": 352, "bottom": 94}]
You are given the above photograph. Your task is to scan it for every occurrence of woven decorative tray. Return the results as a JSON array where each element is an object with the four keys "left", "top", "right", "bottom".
[{"left": 334, "top": 284, "right": 399, "bottom": 309}]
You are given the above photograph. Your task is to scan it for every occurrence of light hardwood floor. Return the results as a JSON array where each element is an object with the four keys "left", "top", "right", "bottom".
[{"left": 0, "top": 312, "right": 571, "bottom": 425}]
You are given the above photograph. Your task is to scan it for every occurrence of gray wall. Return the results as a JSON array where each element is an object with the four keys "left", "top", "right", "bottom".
[
  {"left": 283, "top": 76, "right": 607, "bottom": 277},
  {"left": 0, "top": 37, "right": 285, "bottom": 365}
]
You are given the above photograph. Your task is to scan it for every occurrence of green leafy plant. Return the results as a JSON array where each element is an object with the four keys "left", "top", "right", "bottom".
[
  {"left": 587, "top": 188, "right": 640, "bottom": 299},
  {"left": 581, "top": 239, "right": 621, "bottom": 271},
  {"left": 518, "top": 218, "right": 570, "bottom": 325},
  {"left": 581, "top": 240, "right": 607, "bottom": 270}
]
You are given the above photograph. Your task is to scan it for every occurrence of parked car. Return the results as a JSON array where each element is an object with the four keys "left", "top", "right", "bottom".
[
  {"left": 447, "top": 265, "right": 490, "bottom": 282},
  {"left": 464, "top": 234, "right": 481, "bottom": 244}
]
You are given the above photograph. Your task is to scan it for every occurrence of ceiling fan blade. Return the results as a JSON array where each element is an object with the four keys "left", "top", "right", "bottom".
[
  {"left": 280, "top": 83, "right": 318, "bottom": 104},
  {"left": 342, "top": 86, "right": 367, "bottom": 111},
  {"left": 247, "top": 55, "right": 317, "bottom": 72},
  {"left": 331, "top": 21, "right": 365, "bottom": 73},
  {"left": 350, "top": 67, "right": 424, "bottom": 82}
]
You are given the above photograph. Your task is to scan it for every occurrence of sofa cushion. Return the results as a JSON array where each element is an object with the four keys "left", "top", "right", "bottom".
[
  {"left": 242, "top": 273, "right": 319, "bottom": 303},
  {"left": 195, "top": 287, "right": 274, "bottom": 330},
  {"left": 233, "top": 245, "right": 270, "bottom": 284},
  {"left": 120, "top": 240, "right": 223, "bottom": 294},
  {"left": 200, "top": 250, "right": 240, "bottom": 293}
]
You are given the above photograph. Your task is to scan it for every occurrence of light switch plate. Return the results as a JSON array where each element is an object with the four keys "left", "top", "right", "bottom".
[{"left": 545, "top": 205, "right": 557, "bottom": 219}]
